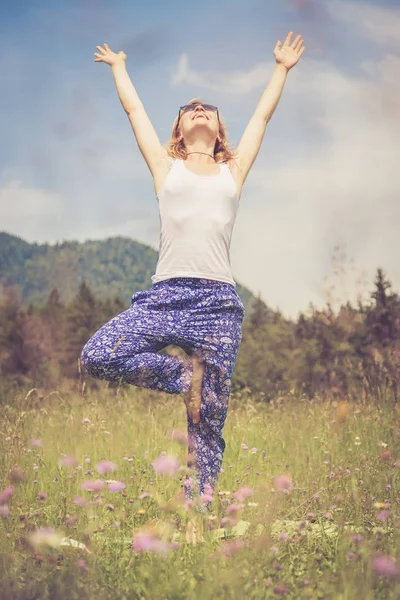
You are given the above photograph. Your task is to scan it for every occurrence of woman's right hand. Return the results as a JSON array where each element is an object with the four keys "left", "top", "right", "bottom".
[{"left": 94, "top": 43, "right": 127, "bottom": 67}]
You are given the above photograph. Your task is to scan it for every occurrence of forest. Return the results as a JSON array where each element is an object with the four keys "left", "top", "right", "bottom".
[{"left": 1, "top": 232, "right": 399, "bottom": 404}]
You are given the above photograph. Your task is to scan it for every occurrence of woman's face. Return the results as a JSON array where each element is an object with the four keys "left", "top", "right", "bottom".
[{"left": 178, "top": 103, "right": 220, "bottom": 144}]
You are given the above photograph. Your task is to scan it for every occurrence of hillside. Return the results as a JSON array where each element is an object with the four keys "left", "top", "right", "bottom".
[{"left": 0, "top": 231, "right": 259, "bottom": 315}]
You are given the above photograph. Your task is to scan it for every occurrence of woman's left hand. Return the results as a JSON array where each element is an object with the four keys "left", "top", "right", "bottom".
[{"left": 273, "top": 32, "right": 305, "bottom": 70}]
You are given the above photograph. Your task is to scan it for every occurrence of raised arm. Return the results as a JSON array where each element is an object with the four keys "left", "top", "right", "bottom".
[
  {"left": 94, "top": 43, "right": 167, "bottom": 176},
  {"left": 234, "top": 32, "right": 305, "bottom": 188}
]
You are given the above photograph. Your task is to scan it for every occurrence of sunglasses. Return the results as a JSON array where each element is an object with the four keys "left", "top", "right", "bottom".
[{"left": 176, "top": 103, "right": 219, "bottom": 131}]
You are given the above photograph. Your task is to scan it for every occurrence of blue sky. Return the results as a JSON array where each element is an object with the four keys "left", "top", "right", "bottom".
[{"left": 1, "top": 0, "right": 399, "bottom": 319}]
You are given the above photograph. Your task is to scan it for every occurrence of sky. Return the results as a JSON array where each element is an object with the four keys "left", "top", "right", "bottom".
[{"left": 1, "top": 0, "right": 399, "bottom": 320}]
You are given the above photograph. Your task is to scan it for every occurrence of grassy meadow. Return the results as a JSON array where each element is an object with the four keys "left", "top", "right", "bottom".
[{"left": 0, "top": 382, "right": 399, "bottom": 599}]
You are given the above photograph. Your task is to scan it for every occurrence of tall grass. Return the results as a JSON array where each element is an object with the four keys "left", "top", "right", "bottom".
[{"left": 0, "top": 383, "right": 399, "bottom": 599}]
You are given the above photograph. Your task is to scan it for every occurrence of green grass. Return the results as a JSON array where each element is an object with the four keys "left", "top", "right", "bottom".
[{"left": 0, "top": 383, "right": 399, "bottom": 599}]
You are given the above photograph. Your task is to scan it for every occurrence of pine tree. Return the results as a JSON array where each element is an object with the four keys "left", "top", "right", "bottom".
[
  {"left": 63, "top": 281, "right": 98, "bottom": 377},
  {"left": 249, "top": 293, "right": 271, "bottom": 330}
]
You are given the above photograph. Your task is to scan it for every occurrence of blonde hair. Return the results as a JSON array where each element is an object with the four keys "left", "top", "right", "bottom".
[{"left": 163, "top": 97, "right": 238, "bottom": 166}]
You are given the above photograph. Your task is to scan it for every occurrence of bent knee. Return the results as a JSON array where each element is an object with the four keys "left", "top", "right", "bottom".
[{"left": 80, "top": 342, "right": 105, "bottom": 376}]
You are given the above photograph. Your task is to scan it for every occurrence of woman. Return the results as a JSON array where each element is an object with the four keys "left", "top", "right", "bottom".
[{"left": 81, "top": 33, "right": 305, "bottom": 541}]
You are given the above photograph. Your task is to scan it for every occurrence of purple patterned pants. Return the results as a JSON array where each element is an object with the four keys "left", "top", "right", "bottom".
[{"left": 80, "top": 277, "right": 245, "bottom": 512}]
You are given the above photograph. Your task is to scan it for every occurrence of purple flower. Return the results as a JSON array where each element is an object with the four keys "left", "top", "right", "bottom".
[
  {"left": 74, "top": 496, "right": 88, "bottom": 506},
  {"left": 132, "top": 532, "right": 170, "bottom": 553},
  {"left": 377, "top": 510, "right": 391, "bottom": 522},
  {"left": 151, "top": 454, "right": 180, "bottom": 476},
  {"left": 241, "top": 443, "right": 248, "bottom": 450},
  {"left": 226, "top": 503, "right": 244, "bottom": 515},
  {"left": 278, "top": 531, "right": 289, "bottom": 542},
  {"left": 0, "top": 486, "right": 14, "bottom": 504},
  {"left": 350, "top": 534, "right": 364, "bottom": 544},
  {"left": 37, "top": 491, "right": 47, "bottom": 501},
  {"left": 234, "top": 486, "right": 254, "bottom": 502},
  {"left": 219, "top": 539, "right": 245, "bottom": 556},
  {"left": 274, "top": 475, "right": 292, "bottom": 491},
  {"left": 371, "top": 555, "right": 400, "bottom": 580},
  {"left": 0, "top": 505, "right": 10, "bottom": 517},
  {"left": 96, "top": 460, "right": 117, "bottom": 474},
  {"left": 81, "top": 480, "right": 105, "bottom": 492},
  {"left": 108, "top": 481, "right": 126, "bottom": 493}
]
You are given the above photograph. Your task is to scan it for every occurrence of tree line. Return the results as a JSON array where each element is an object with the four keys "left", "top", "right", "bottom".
[{"left": 1, "top": 268, "right": 399, "bottom": 404}]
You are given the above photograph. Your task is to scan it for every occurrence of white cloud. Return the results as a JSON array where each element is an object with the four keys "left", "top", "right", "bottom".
[
  {"left": 0, "top": 180, "right": 64, "bottom": 218},
  {"left": 230, "top": 49, "right": 400, "bottom": 319},
  {"left": 0, "top": 179, "right": 67, "bottom": 242},
  {"left": 172, "top": 52, "right": 275, "bottom": 94},
  {"left": 327, "top": 1, "right": 400, "bottom": 49}
]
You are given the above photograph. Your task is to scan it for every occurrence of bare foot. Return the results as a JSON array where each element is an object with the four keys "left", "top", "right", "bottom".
[{"left": 184, "top": 355, "right": 204, "bottom": 425}]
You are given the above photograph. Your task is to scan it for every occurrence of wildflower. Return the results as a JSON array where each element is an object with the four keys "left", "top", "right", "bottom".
[
  {"left": 81, "top": 480, "right": 105, "bottom": 492},
  {"left": 74, "top": 496, "right": 87, "bottom": 507},
  {"left": 219, "top": 539, "right": 245, "bottom": 557},
  {"left": 250, "top": 447, "right": 257, "bottom": 454},
  {"left": 347, "top": 552, "right": 359, "bottom": 561},
  {"left": 151, "top": 454, "right": 180, "bottom": 476},
  {"left": 377, "top": 510, "right": 391, "bottom": 522},
  {"left": 37, "top": 492, "right": 47, "bottom": 501},
  {"left": 132, "top": 532, "right": 170, "bottom": 553},
  {"left": 386, "top": 484, "right": 391, "bottom": 490},
  {"left": 96, "top": 460, "right": 117, "bottom": 474},
  {"left": 0, "top": 505, "right": 10, "bottom": 517},
  {"left": 350, "top": 534, "right": 364, "bottom": 544},
  {"left": 241, "top": 443, "right": 248, "bottom": 450},
  {"left": 65, "top": 515, "right": 78, "bottom": 526},
  {"left": 108, "top": 481, "right": 126, "bottom": 493},
  {"left": 234, "top": 486, "right": 254, "bottom": 502},
  {"left": 201, "top": 489, "right": 214, "bottom": 503},
  {"left": 278, "top": 531, "right": 289, "bottom": 542},
  {"left": 82, "top": 418, "right": 91, "bottom": 424},
  {"left": 274, "top": 474, "right": 292, "bottom": 492},
  {"left": 59, "top": 454, "right": 78, "bottom": 468},
  {"left": 371, "top": 554, "right": 400, "bottom": 580},
  {"left": 226, "top": 503, "right": 244, "bottom": 517},
  {"left": 379, "top": 451, "right": 392, "bottom": 462},
  {"left": 0, "top": 486, "right": 14, "bottom": 504}
]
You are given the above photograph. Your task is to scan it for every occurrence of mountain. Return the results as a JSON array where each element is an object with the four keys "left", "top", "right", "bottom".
[{"left": 0, "top": 231, "right": 258, "bottom": 315}]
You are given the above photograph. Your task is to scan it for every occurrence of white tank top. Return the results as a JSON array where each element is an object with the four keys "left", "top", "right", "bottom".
[{"left": 151, "top": 158, "right": 240, "bottom": 287}]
